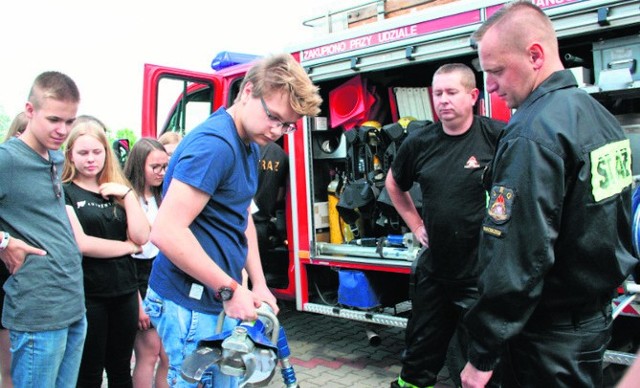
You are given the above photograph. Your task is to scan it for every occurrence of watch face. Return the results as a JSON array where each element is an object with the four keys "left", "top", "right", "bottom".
[{"left": 217, "top": 287, "right": 234, "bottom": 301}]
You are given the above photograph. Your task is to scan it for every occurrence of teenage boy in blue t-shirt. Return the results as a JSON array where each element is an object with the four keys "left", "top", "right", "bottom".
[{"left": 145, "top": 53, "right": 322, "bottom": 388}]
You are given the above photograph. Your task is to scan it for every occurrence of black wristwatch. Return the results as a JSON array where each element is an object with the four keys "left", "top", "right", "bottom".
[{"left": 215, "top": 279, "right": 238, "bottom": 302}]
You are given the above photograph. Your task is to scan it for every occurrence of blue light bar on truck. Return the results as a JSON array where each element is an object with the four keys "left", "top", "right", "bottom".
[{"left": 211, "top": 51, "right": 261, "bottom": 71}]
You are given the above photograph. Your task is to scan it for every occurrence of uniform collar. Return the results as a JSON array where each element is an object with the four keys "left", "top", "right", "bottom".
[{"left": 518, "top": 69, "right": 577, "bottom": 113}]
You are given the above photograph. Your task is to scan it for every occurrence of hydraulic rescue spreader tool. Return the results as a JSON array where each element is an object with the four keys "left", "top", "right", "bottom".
[{"left": 181, "top": 304, "right": 298, "bottom": 387}]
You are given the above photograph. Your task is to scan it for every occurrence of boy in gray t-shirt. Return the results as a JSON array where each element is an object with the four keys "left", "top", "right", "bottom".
[{"left": 0, "top": 71, "right": 86, "bottom": 387}]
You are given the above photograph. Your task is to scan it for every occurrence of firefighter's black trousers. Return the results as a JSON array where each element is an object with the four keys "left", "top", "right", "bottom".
[
  {"left": 400, "top": 252, "right": 478, "bottom": 387},
  {"left": 500, "top": 304, "right": 612, "bottom": 387}
]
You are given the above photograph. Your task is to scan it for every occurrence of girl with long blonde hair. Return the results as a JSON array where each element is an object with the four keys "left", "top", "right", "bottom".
[{"left": 62, "top": 115, "right": 149, "bottom": 388}]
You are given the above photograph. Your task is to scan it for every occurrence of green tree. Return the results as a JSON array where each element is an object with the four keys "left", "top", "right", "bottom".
[
  {"left": 108, "top": 128, "right": 139, "bottom": 167},
  {"left": 111, "top": 128, "right": 138, "bottom": 147}
]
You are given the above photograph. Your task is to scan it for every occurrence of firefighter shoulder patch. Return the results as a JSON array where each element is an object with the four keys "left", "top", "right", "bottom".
[{"left": 487, "top": 186, "right": 514, "bottom": 224}]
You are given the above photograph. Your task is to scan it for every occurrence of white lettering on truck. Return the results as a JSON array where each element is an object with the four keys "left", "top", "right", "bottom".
[
  {"left": 349, "top": 36, "right": 373, "bottom": 50},
  {"left": 303, "top": 42, "right": 348, "bottom": 61},
  {"left": 377, "top": 25, "right": 418, "bottom": 44},
  {"left": 532, "top": 0, "right": 569, "bottom": 7}
]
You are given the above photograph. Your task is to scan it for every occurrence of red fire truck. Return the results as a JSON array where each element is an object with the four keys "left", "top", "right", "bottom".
[{"left": 141, "top": 0, "right": 640, "bottom": 366}]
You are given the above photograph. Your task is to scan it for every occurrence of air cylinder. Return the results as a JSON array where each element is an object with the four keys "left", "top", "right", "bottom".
[{"left": 327, "top": 177, "right": 344, "bottom": 243}]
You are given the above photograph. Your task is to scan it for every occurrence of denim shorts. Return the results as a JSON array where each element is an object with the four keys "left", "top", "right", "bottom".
[{"left": 144, "top": 287, "right": 239, "bottom": 388}]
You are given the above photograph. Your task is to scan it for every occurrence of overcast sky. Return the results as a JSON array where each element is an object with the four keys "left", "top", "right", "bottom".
[{"left": 0, "top": 0, "right": 354, "bottom": 132}]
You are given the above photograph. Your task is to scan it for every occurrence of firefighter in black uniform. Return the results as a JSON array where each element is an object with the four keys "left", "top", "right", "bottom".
[
  {"left": 254, "top": 141, "right": 288, "bottom": 251},
  {"left": 461, "top": 2, "right": 639, "bottom": 387},
  {"left": 387, "top": 63, "right": 504, "bottom": 388}
]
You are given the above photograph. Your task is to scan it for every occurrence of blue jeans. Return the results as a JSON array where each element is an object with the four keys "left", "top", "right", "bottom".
[
  {"left": 144, "top": 287, "right": 238, "bottom": 388},
  {"left": 10, "top": 316, "right": 87, "bottom": 387}
]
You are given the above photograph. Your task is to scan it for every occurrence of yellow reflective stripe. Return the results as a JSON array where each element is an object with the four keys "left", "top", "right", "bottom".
[{"left": 590, "top": 139, "right": 632, "bottom": 202}]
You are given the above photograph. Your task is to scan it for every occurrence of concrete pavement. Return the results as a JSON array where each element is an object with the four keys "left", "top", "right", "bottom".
[{"left": 265, "top": 301, "right": 455, "bottom": 388}]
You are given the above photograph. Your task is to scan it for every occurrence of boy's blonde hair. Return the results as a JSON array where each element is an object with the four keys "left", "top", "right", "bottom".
[
  {"left": 158, "top": 131, "right": 183, "bottom": 146},
  {"left": 236, "top": 53, "right": 322, "bottom": 117},
  {"left": 28, "top": 71, "right": 80, "bottom": 110}
]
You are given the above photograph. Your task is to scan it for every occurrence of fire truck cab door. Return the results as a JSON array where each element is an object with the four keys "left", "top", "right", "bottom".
[{"left": 142, "top": 64, "right": 224, "bottom": 138}]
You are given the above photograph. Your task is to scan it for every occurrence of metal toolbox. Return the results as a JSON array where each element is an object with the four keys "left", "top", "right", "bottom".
[{"left": 593, "top": 34, "right": 640, "bottom": 86}]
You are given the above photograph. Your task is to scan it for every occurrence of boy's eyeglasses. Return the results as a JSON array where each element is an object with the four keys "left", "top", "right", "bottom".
[{"left": 260, "top": 96, "right": 297, "bottom": 135}]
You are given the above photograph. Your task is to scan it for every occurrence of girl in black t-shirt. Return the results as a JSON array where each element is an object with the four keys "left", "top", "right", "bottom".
[{"left": 62, "top": 116, "right": 149, "bottom": 388}]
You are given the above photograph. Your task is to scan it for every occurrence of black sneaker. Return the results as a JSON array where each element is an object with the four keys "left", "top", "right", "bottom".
[{"left": 390, "top": 380, "right": 402, "bottom": 388}]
